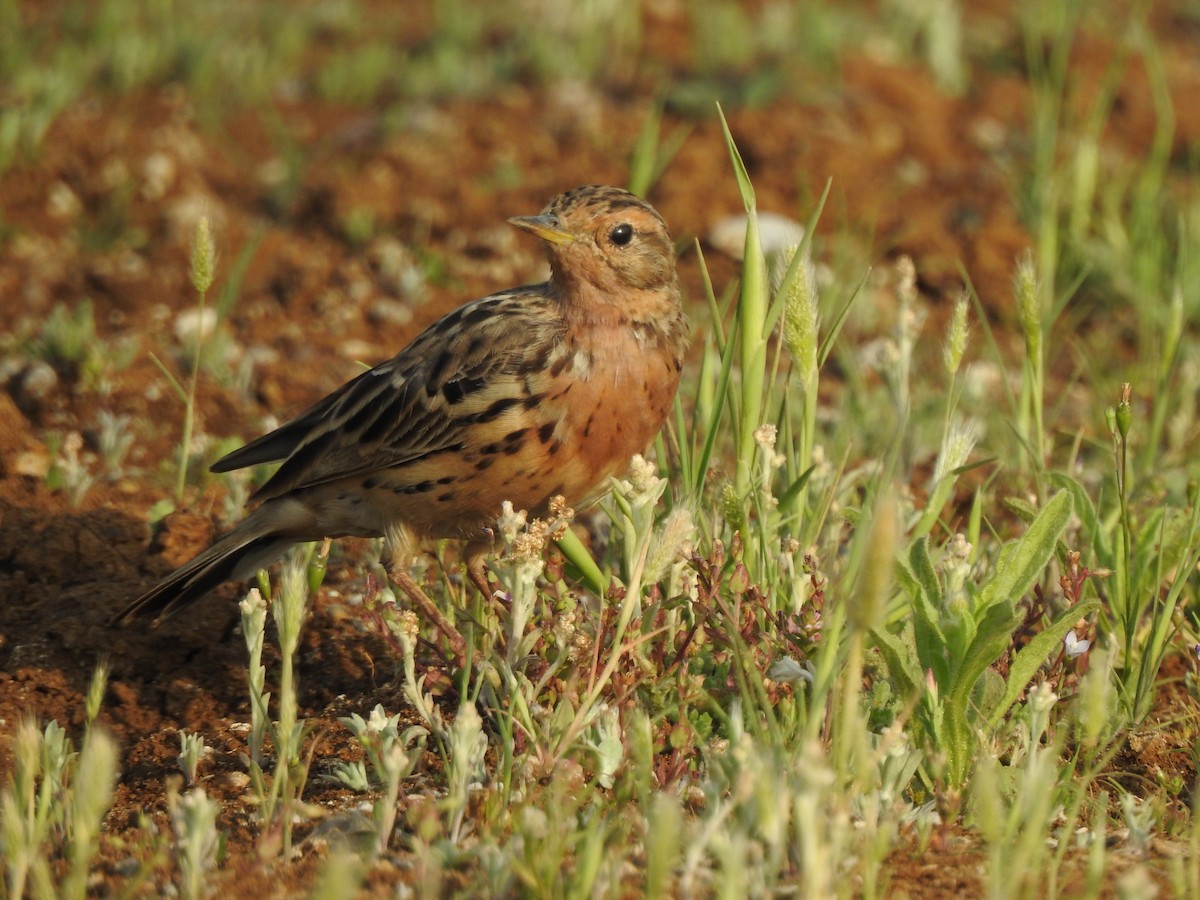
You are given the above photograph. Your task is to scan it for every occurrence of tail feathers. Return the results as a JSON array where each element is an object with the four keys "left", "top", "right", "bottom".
[{"left": 114, "top": 528, "right": 293, "bottom": 625}]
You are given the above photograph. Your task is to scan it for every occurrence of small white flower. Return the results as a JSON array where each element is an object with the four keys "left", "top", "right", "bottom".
[
  {"left": 626, "top": 454, "right": 659, "bottom": 494},
  {"left": 1028, "top": 680, "right": 1059, "bottom": 713},
  {"left": 239, "top": 587, "right": 266, "bottom": 616},
  {"left": 367, "top": 704, "right": 391, "bottom": 734},
  {"left": 1064, "top": 630, "right": 1091, "bottom": 659},
  {"left": 753, "top": 424, "right": 778, "bottom": 451},
  {"left": 947, "top": 533, "right": 972, "bottom": 562},
  {"left": 497, "top": 500, "right": 528, "bottom": 543}
]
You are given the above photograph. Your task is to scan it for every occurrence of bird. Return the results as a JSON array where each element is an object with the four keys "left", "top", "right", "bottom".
[{"left": 114, "top": 185, "right": 688, "bottom": 633}]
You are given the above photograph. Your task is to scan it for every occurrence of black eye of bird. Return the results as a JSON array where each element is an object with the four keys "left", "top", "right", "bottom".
[{"left": 609, "top": 223, "right": 634, "bottom": 246}]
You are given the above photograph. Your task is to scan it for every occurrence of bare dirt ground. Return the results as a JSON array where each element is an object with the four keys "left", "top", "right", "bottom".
[{"left": 2, "top": 3, "right": 1200, "bottom": 894}]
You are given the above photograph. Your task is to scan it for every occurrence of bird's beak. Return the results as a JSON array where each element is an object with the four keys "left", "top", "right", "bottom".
[{"left": 508, "top": 214, "right": 576, "bottom": 246}]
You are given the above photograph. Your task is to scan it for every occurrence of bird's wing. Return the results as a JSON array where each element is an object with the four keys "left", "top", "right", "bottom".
[{"left": 212, "top": 286, "right": 566, "bottom": 503}]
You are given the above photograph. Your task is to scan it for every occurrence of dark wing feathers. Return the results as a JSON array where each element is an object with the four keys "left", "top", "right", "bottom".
[
  {"left": 212, "top": 288, "right": 565, "bottom": 504},
  {"left": 209, "top": 365, "right": 381, "bottom": 472}
]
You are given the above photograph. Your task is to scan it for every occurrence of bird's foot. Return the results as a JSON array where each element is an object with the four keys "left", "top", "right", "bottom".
[{"left": 387, "top": 565, "right": 467, "bottom": 668}]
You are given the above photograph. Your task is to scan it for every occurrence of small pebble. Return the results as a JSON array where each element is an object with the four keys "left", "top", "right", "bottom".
[
  {"left": 210, "top": 770, "right": 251, "bottom": 792},
  {"left": 708, "top": 211, "right": 806, "bottom": 260},
  {"left": 19, "top": 360, "right": 58, "bottom": 400},
  {"left": 367, "top": 297, "right": 414, "bottom": 327},
  {"left": 173, "top": 307, "right": 218, "bottom": 346}
]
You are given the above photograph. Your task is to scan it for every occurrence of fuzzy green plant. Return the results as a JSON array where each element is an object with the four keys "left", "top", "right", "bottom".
[
  {"left": 335, "top": 705, "right": 427, "bottom": 855},
  {"left": 177, "top": 731, "right": 207, "bottom": 787},
  {"left": 835, "top": 491, "right": 897, "bottom": 785},
  {"left": 168, "top": 785, "right": 222, "bottom": 900},
  {"left": 969, "top": 683, "right": 1078, "bottom": 900},
  {"left": 2, "top": 673, "right": 119, "bottom": 900},
  {"left": 29, "top": 300, "right": 99, "bottom": 376},
  {"left": 45, "top": 431, "right": 95, "bottom": 508},
  {"left": 873, "top": 490, "right": 1096, "bottom": 788},
  {"left": 240, "top": 586, "right": 269, "bottom": 769},
  {"left": 266, "top": 552, "right": 316, "bottom": 855},
  {"left": 239, "top": 546, "right": 326, "bottom": 857}
]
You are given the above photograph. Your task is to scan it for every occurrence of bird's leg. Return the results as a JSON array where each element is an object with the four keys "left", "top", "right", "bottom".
[
  {"left": 385, "top": 560, "right": 467, "bottom": 667},
  {"left": 464, "top": 542, "right": 507, "bottom": 615},
  {"left": 468, "top": 557, "right": 494, "bottom": 601}
]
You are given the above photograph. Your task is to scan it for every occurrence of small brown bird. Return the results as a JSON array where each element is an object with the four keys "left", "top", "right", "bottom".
[{"left": 115, "top": 185, "right": 688, "bottom": 626}]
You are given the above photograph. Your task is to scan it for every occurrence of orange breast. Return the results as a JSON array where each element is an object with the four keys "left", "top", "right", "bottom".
[{"left": 409, "top": 333, "right": 679, "bottom": 536}]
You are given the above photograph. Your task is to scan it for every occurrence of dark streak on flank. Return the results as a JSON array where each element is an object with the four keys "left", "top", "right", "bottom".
[
  {"left": 397, "top": 480, "right": 435, "bottom": 495},
  {"left": 503, "top": 427, "right": 526, "bottom": 455},
  {"left": 455, "top": 396, "right": 520, "bottom": 425}
]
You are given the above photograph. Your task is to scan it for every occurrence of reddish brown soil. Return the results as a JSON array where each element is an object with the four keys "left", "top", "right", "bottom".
[{"left": 3, "top": 3, "right": 1200, "bottom": 894}]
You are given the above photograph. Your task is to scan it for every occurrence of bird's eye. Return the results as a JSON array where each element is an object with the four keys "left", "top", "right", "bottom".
[{"left": 609, "top": 223, "right": 634, "bottom": 246}]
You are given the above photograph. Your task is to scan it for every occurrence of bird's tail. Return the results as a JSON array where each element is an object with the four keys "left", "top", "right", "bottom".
[{"left": 113, "top": 508, "right": 300, "bottom": 625}]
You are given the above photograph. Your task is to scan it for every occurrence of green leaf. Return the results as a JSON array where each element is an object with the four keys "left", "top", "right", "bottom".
[
  {"left": 907, "top": 539, "right": 950, "bottom": 686},
  {"left": 977, "top": 490, "right": 1073, "bottom": 611},
  {"left": 694, "top": 312, "right": 740, "bottom": 496},
  {"left": 947, "top": 601, "right": 1022, "bottom": 715},
  {"left": 1001, "top": 495, "right": 1038, "bottom": 524},
  {"left": 943, "top": 703, "right": 974, "bottom": 789},
  {"left": 869, "top": 624, "right": 922, "bottom": 699},
  {"left": 909, "top": 537, "right": 943, "bottom": 609},
  {"left": 942, "top": 600, "right": 1020, "bottom": 788},
  {"left": 776, "top": 465, "right": 815, "bottom": 511},
  {"left": 556, "top": 528, "right": 607, "bottom": 596},
  {"left": 716, "top": 103, "right": 756, "bottom": 212}
]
